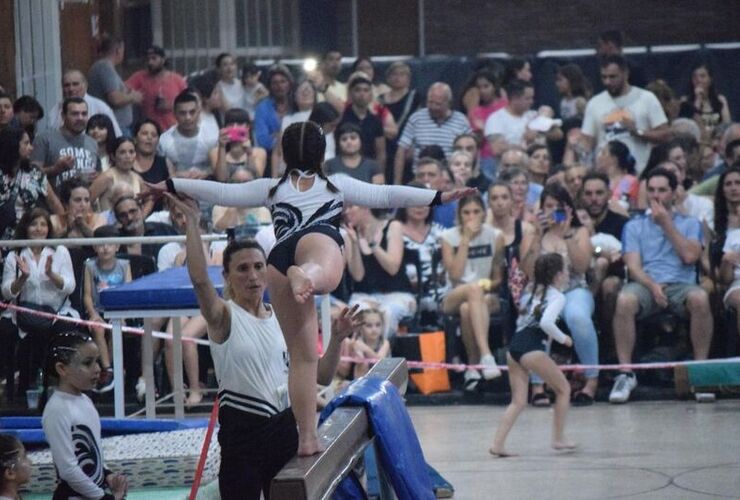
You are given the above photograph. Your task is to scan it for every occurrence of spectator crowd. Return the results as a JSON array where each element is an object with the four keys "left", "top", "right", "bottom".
[{"left": 1, "top": 29, "right": 739, "bottom": 410}]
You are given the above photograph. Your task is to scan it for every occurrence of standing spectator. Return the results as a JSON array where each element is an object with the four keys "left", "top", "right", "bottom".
[
  {"left": 580, "top": 55, "right": 671, "bottom": 173},
  {"left": 394, "top": 83, "right": 471, "bottom": 184},
  {"left": 594, "top": 30, "right": 647, "bottom": 88},
  {"left": 325, "top": 122, "right": 384, "bottom": 184},
  {"left": 0, "top": 93, "right": 13, "bottom": 131},
  {"left": 679, "top": 63, "right": 731, "bottom": 140},
  {"left": 86, "top": 113, "right": 117, "bottom": 173},
  {"left": 48, "top": 70, "right": 122, "bottom": 137},
  {"left": 1, "top": 208, "right": 78, "bottom": 396},
  {"left": 610, "top": 168, "right": 712, "bottom": 404},
  {"left": 31, "top": 97, "right": 100, "bottom": 192},
  {"left": 253, "top": 64, "right": 294, "bottom": 165},
  {"left": 188, "top": 75, "right": 222, "bottom": 144},
  {"left": 125, "top": 45, "right": 187, "bottom": 131},
  {"left": 714, "top": 166, "right": 740, "bottom": 339},
  {"left": 214, "top": 53, "right": 246, "bottom": 113},
  {"left": 159, "top": 91, "right": 217, "bottom": 179},
  {"left": 379, "top": 62, "right": 420, "bottom": 182},
  {"left": 320, "top": 50, "right": 347, "bottom": 106},
  {"left": 51, "top": 177, "right": 106, "bottom": 239},
  {"left": 9, "top": 96, "right": 44, "bottom": 140},
  {"left": 485, "top": 80, "right": 537, "bottom": 157},
  {"left": 0, "top": 128, "right": 64, "bottom": 240},
  {"left": 555, "top": 64, "right": 591, "bottom": 121},
  {"left": 87, "top": 36, "right": 142, "bottom": 134},
  {"left": 440, "top": 195, "right": 505, "bottom": 389},
  {"left": 339, "top": 72, "right": 386, "bottom": 166},
  {"left": 350, "top": 58, "right": 398, "bottom": 140},
  {"left": 501, "top": 58, "right": 533, "bottom": 89}
]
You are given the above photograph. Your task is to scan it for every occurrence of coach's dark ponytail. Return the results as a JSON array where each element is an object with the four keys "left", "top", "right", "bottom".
[{"left": 269, "top": 121, "right": 337, "bottom": 197}]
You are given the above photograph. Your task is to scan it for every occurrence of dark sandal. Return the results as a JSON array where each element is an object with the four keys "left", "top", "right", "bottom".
[
  {"left": 531, "top": 392, "right": 551, "bottom": 407},
  {"left": 572, "top": 391, "right": 594, "bottom": 406}
]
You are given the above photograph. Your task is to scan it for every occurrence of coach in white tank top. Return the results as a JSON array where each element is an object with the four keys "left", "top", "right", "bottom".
[{"left": 165, "top": 192, "right": 359, "bottom": 500}]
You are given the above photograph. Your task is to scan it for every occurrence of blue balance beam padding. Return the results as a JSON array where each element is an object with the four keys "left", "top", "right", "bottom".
[
  {"left": 100, "top": 266, "right": 225, "bottom": 310},
  {"left": 320, "top": 377, "right": 435, "bottom": 500}
]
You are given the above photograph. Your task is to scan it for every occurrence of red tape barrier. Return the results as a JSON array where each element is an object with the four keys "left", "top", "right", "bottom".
[
  {"left": 189, "top": 397, "right": 219, "bottom": 500},
  {"left": 3, "top": 302, "right": 737, "bottom": 372}
]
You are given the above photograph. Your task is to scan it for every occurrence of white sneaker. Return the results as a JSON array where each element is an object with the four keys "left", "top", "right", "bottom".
[
  {"left": 135, "top": 377, "right": 146, "bottom": 403},
  {"left": 463, "top": 369, "right": 482, "bottom": 392},
  {"left": 609, "top": 373, "right": 637, "bottom": 404},
  {"left": 694, "top": 392, "right": 715, "bottom": 403},
  {"left": 480, "top": 354, "right": 502, "bottom": 380}
]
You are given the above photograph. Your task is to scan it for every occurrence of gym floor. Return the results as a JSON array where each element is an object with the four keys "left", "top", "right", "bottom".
[{"left": 412, "top": 400, "right": 740, "bottom": 499}]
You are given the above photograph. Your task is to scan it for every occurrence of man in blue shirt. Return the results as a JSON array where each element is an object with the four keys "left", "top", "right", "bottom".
[{"left": 610, "top": 167, "right": 713, "bottom": 403}]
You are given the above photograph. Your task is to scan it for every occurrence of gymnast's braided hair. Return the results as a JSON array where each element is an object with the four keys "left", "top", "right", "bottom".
[{"left": 268, "top": 121, "right": 338, "bottom": 198}]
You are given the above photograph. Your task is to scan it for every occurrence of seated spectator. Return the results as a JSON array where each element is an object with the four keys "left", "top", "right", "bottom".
[
  {"left": 678, "top": 63, "right": 731, "bottom": 140},
  {"left": 466, "top": 70, "right": 506, "bottom": 180},
  {"left": 440, "top": 195, "right": 505, "bottom": 390},
  {"left": 350, "top": 57, "right": 397, "bottom": 140},
  {"left": 253, "top": 64, "right": 294, "bottom": 166},
  {"left": 345, "top": 205, "right": 416, "bottom": 338},
  {"left": 159, "top": 91, "right": 217, "bottom": 179},
  {"left": 448, "top": 150, "right": 474, "bottom": 189},
  {"left": 307, "top": 102, "right": 340, "bottom": 162},
  {"left": 690, "top": 123, "right": 740, "bottom": 195},
  {"left": 658, "top": 160, "right": 714, "bottom": 231},
  {"left": 396, "top": 182, "right": 449, "bottom": 318},
  {"left": 86, "top": 113, "right": 117, "bottom": 172},
  {"left": 48, "top": 69, "right": 122, "bottom": 136},
  {"left": 454, "top": 133, "right": 491, "bottom": 195},
  {"left": 485, "top": 80, "right": 538, "bottom": 158},
  {"left": 271, "top": 78, "right": 317, "bottom": 174},
  {"left": 1, "top": 208, "right": 78, "bottom": 396},
  {"left": 0, "top": 92, "right": 14, "bottom": 131},
  {"left": 324, "top": 122, "right": 384, "bottom": 184},
  {"left": 555, "top": 64, "right": 591, "bottom": 121},
  {"left": 241, "top": 62, "right": 269, "bottom": 120},
  {"left": 646, "top": 79, "right": 680, "bottom": 123},
  {"left": 210, "top": 107, "right": 267, "bottom": 181},
  {"left": 527, "top": 144, "right": 552, "bottom": 188},
  {"left": 90, "top": 137, "right": 152, "bottom": 216},
  {"left": 51, "top": 177, "right": 106, "bottom": 238},
  {"left": 414, "top": 157, "right": 455, "bottom": 228},
  {"left": 9, "top": 95, "right": 44, "bottom": 140},
  {"left": 523, "top": 183, "right": 598, "bottom": 405},
  {"left": 187, "top": 74, "right": 221, "bottom": 143},
  {"left": 610, "top": 168, "right": 712, "bottom": 404},
  {"left": 596, "top": 140, "right": 639, "bottom": 209},
  {"left": 82, "top": 225, "right": 132, "bottom": 392},
  {"left": 110, "top": 195, "right": 177, "bottom": 258},
  {"left": 563, "top": 164, "right": 587, "bottom": 203},
  {"left": 352, "top": 308, "right": 391, "bottom": 378},
  {"left": 0, "top": 128, "right": 63, "bottom": 240},
  {"left": 499, "top": 167, "right": 535, "bottom": 222},
  {"left": 211, "top": 167, "right": 271, "bottom": 233},
  {"left": 338, "top": 72, "right": 386, "bottom": 166},
  {"left": 132, "top": 119, "right": 174, "bottom": 213},
  {"left": 714, "top": 166, "right": 740, "bottom": 340}
]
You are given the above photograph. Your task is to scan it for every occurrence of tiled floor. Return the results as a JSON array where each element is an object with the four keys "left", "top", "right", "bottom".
[{"left": 411, "top": 400, "right": 740, "bottom": 499}]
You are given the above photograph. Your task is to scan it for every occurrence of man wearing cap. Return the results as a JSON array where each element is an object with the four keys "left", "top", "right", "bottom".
[
  {"left": 87, "top": 35, "right": 143, "bottom": 133},
  {"left": 337, "top": 72, "right": 385, "bottom": 166},
  {"left": 126, "top": 45, "right": 187, "bottom": 130},
  {"left": 48, "top": 69, "right": 122, "bottom": 137}
]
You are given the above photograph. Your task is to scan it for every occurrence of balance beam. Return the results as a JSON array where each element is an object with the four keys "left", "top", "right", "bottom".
[{"left": 270, "top": 358, "right": 408, "bottom": 500}]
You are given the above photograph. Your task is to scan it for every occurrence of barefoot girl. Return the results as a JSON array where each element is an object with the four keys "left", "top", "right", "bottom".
[
  {"left": 41, "top": 331, "right": 128, "bottom": 499},
  {"left": 149, "top": 120, "right": 474, "bottom": 456},
  {"left": 0, "top": 435, "right": 31, "bottom": 500},
  {"left": 490, "top": 253, "right": 576, "bottom": 457}
]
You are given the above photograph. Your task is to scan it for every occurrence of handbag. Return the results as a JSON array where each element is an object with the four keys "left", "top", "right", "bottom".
[{"left": 16, "top": 301, "right": 57, "bottom": 335}]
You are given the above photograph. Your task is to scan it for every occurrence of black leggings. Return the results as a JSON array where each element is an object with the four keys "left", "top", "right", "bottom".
[{"left": 218, "top": 408, "right": 298, "bottom": 500}]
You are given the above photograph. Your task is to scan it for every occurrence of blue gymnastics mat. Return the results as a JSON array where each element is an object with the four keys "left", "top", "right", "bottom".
[
  {"left": 0, "top": 417, "right": 210, "bottom": 444},
  {"left": 100, "top": 265, "right": 224, "bottom": 310}
]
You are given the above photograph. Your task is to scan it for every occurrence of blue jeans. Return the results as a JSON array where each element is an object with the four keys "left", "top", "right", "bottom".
[{"left": 531, "top": 287, "right": 599, "bottom": 382}]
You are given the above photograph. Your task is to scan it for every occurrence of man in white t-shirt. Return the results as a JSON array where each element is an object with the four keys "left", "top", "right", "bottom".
[
  {"left": 158, "top": 91, "right": 217, "bottom": 179},
  {"left": 485, "top": 80, "right": 538, "bottom": 157},
  {"left": 581, "top": 55, "right": 671, "bottom": 173}
]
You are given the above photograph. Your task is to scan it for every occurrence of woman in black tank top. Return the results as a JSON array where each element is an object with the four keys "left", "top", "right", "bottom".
[{"left": 133, "top": 119, "right": 174, "bottom": 212}]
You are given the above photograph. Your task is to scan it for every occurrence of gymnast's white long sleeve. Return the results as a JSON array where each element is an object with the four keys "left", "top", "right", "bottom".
[
  {"left": 170, "top": 173, "right": 439, "bottom": 209},
  {"left": 537, "top": 287, "right": 569, "bottom": 345}
]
